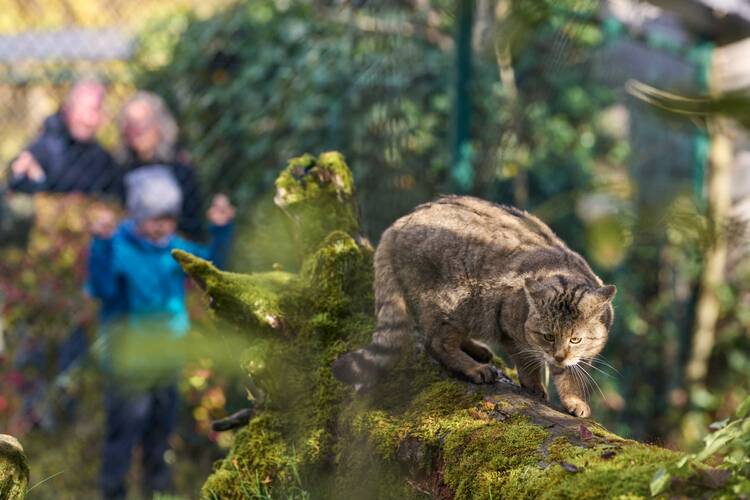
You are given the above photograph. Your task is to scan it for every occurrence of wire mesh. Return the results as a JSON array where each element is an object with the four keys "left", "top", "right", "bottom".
[{"left": 2, "top": 1, "right": 747, "bottom": 497}]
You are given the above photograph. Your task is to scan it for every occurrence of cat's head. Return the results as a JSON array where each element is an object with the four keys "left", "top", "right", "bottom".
[{"left": 522, "top": 276, "right": 615, "bottom": 369}]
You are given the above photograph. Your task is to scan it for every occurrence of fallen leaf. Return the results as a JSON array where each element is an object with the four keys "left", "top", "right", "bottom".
[
  {"left": 579, "top": 424, "right": 593, "bottom": 441},
  {"left": 560, "top": 461, "right": 581, "bottom": 473}
]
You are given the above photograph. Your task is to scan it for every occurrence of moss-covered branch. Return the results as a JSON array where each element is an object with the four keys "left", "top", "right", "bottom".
[
  {"left": 176, "top": 152, "right": 736, "bottom": 499},
  {"left": 0, "top": 434, "right": 29, "bottom": 499}
]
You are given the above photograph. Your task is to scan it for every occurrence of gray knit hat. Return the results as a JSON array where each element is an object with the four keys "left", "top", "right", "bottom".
[{"left": 124, "top": 165, "right": 182, "bottom": 222}]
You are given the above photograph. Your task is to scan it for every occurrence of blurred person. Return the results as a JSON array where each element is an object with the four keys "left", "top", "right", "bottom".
[
  {"left": 8, "top": 79, "right": 121, "bottom": 195},
  {"left": 87, "top": 166, "right": 234, "bottom": 499},
  {"left": 119, "top": 91, "right": 209, "bottom": 241},
  {"left": 4, "top": 79, "right": 122, "bottom": 433}
]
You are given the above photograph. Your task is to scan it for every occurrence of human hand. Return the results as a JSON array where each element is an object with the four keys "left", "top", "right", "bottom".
[
  {"left": 90, "top": 208, "right": 117, "bottom": 239},
  {"left": 10, "top": 151, "right": 45, "bottom": 183},
  {"left": 207, "top": 193, "right": 236, "bottom": 226}
]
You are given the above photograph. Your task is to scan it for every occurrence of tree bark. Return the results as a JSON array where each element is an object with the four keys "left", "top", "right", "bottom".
[{"left": 175, "top": 152, "right": 732, "bottom": 499}]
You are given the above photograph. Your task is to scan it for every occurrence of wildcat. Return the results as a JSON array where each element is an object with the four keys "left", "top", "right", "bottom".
[{"left": 332, "top": 195, "right": 615, "bottom": 417}]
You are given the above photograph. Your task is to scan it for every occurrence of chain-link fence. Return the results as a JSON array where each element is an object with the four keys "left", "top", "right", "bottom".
[
  {"left": 0, "top": 1, "right": 234, "bottom": 161},
  {"left": 3, "top": 0, "right": 750, "bottom": 497},
  {"left": 0, "top": 0, "right": 716, "bottom": 243}
]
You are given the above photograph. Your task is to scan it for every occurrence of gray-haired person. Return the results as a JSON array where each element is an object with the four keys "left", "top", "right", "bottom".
[{"left": 118, "top": 91, "right": 210, "bottom": 241}]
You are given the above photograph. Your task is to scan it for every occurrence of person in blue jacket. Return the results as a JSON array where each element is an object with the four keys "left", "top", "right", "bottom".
[{"left": 86, "top": 165, "right": 235, "bottom": 500}]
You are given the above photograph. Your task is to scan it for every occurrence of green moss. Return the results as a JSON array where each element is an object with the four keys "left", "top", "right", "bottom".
[
  {"left": 275, "top": 152, "right": 354, "bottom": 205},
  {"left": 331, "top": 360, "right": 682, "bottom": 500},
  {"left": 541, "top": 444, "right": 677, "bottom": 499},
  {"left": 408, "top": 380, "right": 480, "bottom": 418},
  {"left": 547, "top": 436, "right": 574, "bottom": 462},
  {"left": 173, "top": 249, "right": 295, "bottom": 330},
  {"left": 0, "top": 436, "right": 28, "bottom": 500},
  {"left": 201, "top": 413, "right": 293, "bottom": 499},
  {"left": 442, "top": 416, "right": 549, "bottom": 498},
  {"left": 202, "top": 469, "right": 241, "bottom": 500},
  {"left": 0, "top": 438, "right": 29, "bottom": 482},
  {"left": 589, "top": 422, "right": 631, "bottom": 443},
  {"left": 336, "top": 378, "right": 549, "bottom": 498},
  {"left": 292, "top": 230, "right": 374, "bottom": 338},
  {"left": 497, "top": 436, "right": 680, "bottom": 499},
  {"left": 350, "top": 411, "right": 402, "bottom": 459},
  {"left": 273, "top": 152, "right": 361, "bottom": 255},
  {"left": 333, "top": 428, "right": 426, "bottom": 500},
  {"left": 180, "top": 152, "right": 413, "bottom": 498}
]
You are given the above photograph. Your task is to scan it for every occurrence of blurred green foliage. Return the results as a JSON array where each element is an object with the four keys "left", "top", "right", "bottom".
[
  {"left": 132, "top": 0, "right": 625, "bottom": 249},
  {"left": 133, "top": 0, "right": 455, "bottom": 238}
]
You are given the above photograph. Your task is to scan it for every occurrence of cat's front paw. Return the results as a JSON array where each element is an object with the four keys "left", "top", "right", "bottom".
[
  {"left": 562, "top": 397, "right": 590, "bottom": 418},
  {"left": 464, "top": 364, "right": 499, "bottom": 384}
]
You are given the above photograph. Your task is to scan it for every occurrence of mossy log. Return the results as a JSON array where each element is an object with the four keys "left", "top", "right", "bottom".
[
  {"left": 0, "top": 434, "right": 29, "bottom": 499},
  {"left": 175, "top": 152, "right": 720, "bottom": 499}
]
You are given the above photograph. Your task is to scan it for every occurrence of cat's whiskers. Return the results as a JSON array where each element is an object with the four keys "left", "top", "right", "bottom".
[
  {"left": 571, "top": 365, "right": 587, "bottom": 395},
  {"left": 578, "top": 359, "right": 614, "bottom": 379},
  {"left": 571, "top": 365, "right": 591, "bottom": 398},
  {"left": 589, "top": 355, "right": 621, "bottom": 375},
  {"left": 520, "top": 355, "right": 543, "bottom": 373},
  {"left": 515, "top": 348, "right": 544, "bottom": 360},
  {"left": 515, "top": 349, "right": 544, "bottom": 372},
  {"left": 515, "top": 348, "right": 543, "bottom": 356},
  {"left": 575, "top": 364, "right": 607, "bottom": 402}
]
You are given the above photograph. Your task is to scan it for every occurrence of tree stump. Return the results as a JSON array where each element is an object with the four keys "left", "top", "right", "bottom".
[{"left": 0, "top": 434, "right": 29, "bottom": 500}]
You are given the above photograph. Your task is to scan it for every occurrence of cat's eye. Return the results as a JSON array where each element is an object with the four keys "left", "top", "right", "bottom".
[
  {"left": 543, "top": 334, "right": 554, "bottom": 342},
  {"left": 569, "top": 337, "right": 582, "bottom": 344}
]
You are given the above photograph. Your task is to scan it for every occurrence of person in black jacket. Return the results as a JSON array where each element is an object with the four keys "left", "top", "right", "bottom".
[
  {"left": 5, "top": 79, "right": 122, "bottom": 432},
  {"left": 8, "top": 79, "right": 121, "bottom": 196},
  {"left": 118, "top": 91, "right": 207, "bottom": 242}
]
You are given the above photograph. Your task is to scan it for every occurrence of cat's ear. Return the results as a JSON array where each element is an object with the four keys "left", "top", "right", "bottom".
[
  {"left": 579, "top": 285, "right": 616, "bottom": 317},
  {"left": 596, "top": 285, "right": 617, "bottom": 302}
]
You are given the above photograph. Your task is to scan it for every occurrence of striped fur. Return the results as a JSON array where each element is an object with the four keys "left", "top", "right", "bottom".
[
  {"left": 333, "top": 196, "right": 615, "bottom": 416},
  {"left": 332, "top": 236, "right": 414, "bottom": 390}
]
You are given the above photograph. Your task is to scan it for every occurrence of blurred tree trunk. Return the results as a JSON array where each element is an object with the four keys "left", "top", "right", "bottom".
[
  {"left": 0, "top": 434, "right": 29, "bottom": 499},
  {"left": 494, "top": 0, "right": 528, "bottom": 208},
  {"left": 686, "top": 122, "right": 733, "bottom": 388},
  {"left": 450, "top": 0, "right": 476, "bottom": 193}
]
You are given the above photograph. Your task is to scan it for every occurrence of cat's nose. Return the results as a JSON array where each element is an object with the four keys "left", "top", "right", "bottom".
[{"left": 554, "top": 354, "right": 565, "bottom": 363}]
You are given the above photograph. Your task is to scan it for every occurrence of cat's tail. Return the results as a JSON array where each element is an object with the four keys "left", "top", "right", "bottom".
[{"left": 332, "top": 231, "right": 411, "bottom": 390}]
